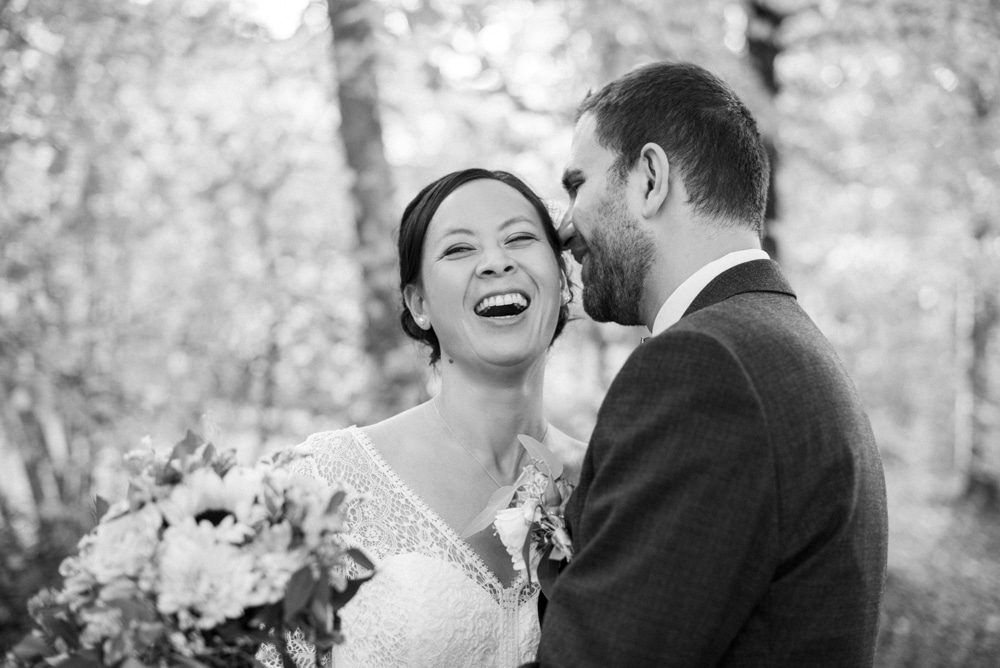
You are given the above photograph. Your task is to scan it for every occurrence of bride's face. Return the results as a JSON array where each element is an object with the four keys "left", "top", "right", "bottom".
[{"left": 405, "top": 179, "right": 563, "bottom": 370}]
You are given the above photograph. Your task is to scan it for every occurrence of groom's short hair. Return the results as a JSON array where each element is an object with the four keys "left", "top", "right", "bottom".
[{"left": 577, "top": 61, "right": 769, "bottom": 234}]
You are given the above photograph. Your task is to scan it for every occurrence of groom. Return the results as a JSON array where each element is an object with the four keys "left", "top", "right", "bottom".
[{"left": 529, "top": 62, "right": 888, "bottom": 666}]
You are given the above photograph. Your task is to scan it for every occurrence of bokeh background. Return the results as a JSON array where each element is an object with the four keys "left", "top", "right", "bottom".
[{"left": 1, "top": 0, "right": 999, "bottom": 664}]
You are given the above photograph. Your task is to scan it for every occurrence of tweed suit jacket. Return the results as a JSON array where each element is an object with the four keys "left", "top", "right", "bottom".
[{"left": 532, "top": 260, "right": 888, "bottom": 667}]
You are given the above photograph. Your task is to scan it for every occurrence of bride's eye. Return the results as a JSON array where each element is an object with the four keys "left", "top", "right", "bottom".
[
  {"left": 506, "top": 233, "right": 538, "bottom": 247},
  {"left": 442, "top": 244, "right": 474, "bottom": 257}
]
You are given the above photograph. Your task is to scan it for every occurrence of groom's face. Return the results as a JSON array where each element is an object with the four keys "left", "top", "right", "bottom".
[{"left": 560, "top": 114, "right": 655, "bottom": 326}]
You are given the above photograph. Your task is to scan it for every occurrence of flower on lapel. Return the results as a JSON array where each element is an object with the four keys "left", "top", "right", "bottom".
[
  {"left": 494, "top": 501, "right": 541, "bottom": 571},
  {"left": 463, "top": 435, "right": 575, "bottom": 594}
]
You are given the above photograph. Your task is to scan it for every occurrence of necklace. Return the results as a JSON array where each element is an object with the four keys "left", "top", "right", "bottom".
[{"left": 431, "top": 398, "right": 547, "bottom": 489}]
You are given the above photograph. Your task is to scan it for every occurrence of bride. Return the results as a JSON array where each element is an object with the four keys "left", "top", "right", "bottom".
[{"left": 261, "top": 168, "right": 583, "bottom": 667}]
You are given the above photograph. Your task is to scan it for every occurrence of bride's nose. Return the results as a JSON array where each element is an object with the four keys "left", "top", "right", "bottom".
[{"left": 477, "top": 245, "right": 516, "bottom": 276}]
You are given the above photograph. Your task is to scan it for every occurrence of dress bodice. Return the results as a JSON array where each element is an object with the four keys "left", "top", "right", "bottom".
[{"left": 259, "top": 427, "right": 540, "bottom": 668}]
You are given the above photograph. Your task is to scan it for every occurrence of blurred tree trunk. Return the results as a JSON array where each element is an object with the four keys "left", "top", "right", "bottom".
[
  {"left": 327, "top": 0, "right": 417, "bottom": 420},
  {"left": 0, "top": 389, "right": 55, "bottom": 513},
  {"left": 963, "top": 225, "right": 999, "bottom": 513},
  {"left": 965, "top": 268, "right": 1000, "bottom": 512},
  {"left": 957, "top": 72, "right": 1000, "bottom": 514},
  {"left": 745, "top": 0, "right": 784, "bottom": 259}
]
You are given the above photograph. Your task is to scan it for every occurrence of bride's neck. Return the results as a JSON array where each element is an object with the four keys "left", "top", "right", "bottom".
[{"left": 433, "top": 360, "right": 546, "bottom": 465}]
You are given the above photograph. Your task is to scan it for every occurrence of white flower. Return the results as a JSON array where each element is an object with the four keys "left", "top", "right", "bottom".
[
  {"left": 494, "top": 500, "right": 540, "bottom": 572},
  {"left": 155, "top": 518, "right": 258, "bottom": 629},
  {"left": 248, "top": 549, "right": 308, "bottom": 606},
  {"left": 77, "top": 503, "right": 162, "bottom": 585},
  {"left": 250, "top": 519, "right": 293, "bottom": 554}
]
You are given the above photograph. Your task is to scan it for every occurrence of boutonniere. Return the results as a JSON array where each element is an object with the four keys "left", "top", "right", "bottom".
[{"left": 462, "top": 435, "right": 574, "bottom": 596}]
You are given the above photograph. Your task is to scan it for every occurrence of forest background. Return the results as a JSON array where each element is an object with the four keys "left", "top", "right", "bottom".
[{"left": 1, "top": 0, "right": 999, "bottom": 664}]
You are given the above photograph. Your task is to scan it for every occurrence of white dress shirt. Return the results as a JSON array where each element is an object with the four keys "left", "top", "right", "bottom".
[{"left": 649, "top": 249, "right": 771, "bottom": 337}]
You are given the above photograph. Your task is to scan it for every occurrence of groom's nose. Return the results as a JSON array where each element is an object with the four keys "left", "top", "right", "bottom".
[
  {"left": 557, "top": 213, "right": 576, "bottom": 249},
  {"left": 557, "top": 214, "right": 588, "bottom": 264}
]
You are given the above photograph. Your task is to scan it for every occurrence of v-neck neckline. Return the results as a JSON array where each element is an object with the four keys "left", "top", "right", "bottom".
[{"left": 347, "top": 425, "right": 529, "bottom": 596}]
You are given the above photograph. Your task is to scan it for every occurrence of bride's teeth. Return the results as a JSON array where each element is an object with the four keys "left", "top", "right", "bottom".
[{"left": 475, "top": 292, "right": 528, "bottom": 315}]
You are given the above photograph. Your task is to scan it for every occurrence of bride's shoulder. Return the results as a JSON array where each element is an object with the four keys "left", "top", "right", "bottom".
[
  {"left": 359, "top": 404, "right": 431, "bottom": 460},
  {"left": 296, "top": 426, "right": 367, "bottom": 455},
  {"left": 282, "top": 425, "right": 389, "bottom": 489}
]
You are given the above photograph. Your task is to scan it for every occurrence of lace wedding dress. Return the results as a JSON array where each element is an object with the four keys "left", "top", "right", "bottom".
[{"left": 258, "top": 426, "right": 540, "bottom": 668}]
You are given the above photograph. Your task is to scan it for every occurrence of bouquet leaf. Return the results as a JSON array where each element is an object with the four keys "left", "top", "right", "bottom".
[
  {"left": 106, "top": 597, "right": 158, "bottom": 624},
  {"left": 53, "top": 649, "right": 102, "bottom": 667},
  {"left": 346, "top": 547, "right": 376, "bottom": 572},
  {"left": 331, "top": 573, "right": 375, "bottom": 612},
  {"left": 310, "top": 575, "right": 332, "bottom": 616},
  {"left": 92, "top": 495, "right": 110, "bottom": 524},
  {"left": 518, "top": 434, "right": 563, "bottom": 480},
  {"left": 461, "top": 485, "right": 518, "bottom": 538},
  {"left": 326, "top": 490, "right": 347, "bottom": 515},
  {"left": 10, "top": 635, "right": 52, "bottom": 662},
  {"left": 118, "top": 658, "right": 151, "bottom": 668},
  {"left": 169, "top": 429, "right": 207, "bottom": 462},
  {"left": 168, "top": 656, "right": 211, "bottom": 668},
  {"left": 283, "top": 566, "right": 317, "bottom": 619},
  {"left": 41, "top": 614, "right": 80, "bottom": 649}
]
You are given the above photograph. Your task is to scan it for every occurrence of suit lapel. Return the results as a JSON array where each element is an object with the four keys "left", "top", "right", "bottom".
[{"left": 683, "top": 259, "right": 796, "bottom": 318}]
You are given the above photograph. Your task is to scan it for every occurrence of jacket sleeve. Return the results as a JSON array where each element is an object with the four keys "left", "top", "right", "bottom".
[{"left": 535, "top": 330, "right": 779, "bottom": 667}]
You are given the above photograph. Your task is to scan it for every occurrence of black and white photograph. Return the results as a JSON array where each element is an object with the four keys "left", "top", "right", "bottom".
[{"left": 1, "top": 0, "right": 998, "bottom": 666}]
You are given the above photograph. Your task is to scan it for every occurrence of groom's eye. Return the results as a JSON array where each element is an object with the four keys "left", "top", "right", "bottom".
[{"left": 562, "top": 175, "right": 582, "bottom": 197}]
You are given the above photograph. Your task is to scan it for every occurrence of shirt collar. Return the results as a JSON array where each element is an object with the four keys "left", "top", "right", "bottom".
[{"left": 649, "top": 249, "right": 771, "bottom": 337}]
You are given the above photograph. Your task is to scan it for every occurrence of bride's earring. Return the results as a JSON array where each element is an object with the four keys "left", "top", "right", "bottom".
[
  {"left": 415, "top": 315, "right": 429, "bottom": 329},
  {"left": 560, "top": 283, "right": 572, "bottom": 305}
]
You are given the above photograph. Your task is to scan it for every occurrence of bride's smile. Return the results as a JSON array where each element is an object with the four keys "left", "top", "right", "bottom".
[{"left": 474, "top": 291, "right": 529, "bottom": 318}]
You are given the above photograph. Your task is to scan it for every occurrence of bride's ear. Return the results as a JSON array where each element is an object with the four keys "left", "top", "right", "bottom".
[{"left": 403, "top": 283, "right": 432, "bottom": 330}]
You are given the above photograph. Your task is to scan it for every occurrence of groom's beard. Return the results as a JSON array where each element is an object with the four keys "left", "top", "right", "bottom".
[{"left": 580, "top": 193, "right": 655, "bottom": 327}]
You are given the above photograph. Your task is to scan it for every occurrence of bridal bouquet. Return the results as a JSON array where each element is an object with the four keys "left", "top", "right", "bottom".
[
  {"left": 5, "top": 431, "right": 373, "bottom": 668},
  {"left": 462, "top": 435, "right": 574, "bottom": 595}
]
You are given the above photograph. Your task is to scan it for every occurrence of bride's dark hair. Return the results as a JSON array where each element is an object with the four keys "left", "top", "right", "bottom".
[{"left": 397, "top": 168, "right": 571, "bottom": 365}]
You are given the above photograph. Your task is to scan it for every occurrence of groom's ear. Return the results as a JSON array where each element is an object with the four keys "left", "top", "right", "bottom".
[
  {"left": 638, "top": 143, "right": 669, "bottom": 218},
  {"left": 403, "top": 283, "right": 432, "bottom": 330}
]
